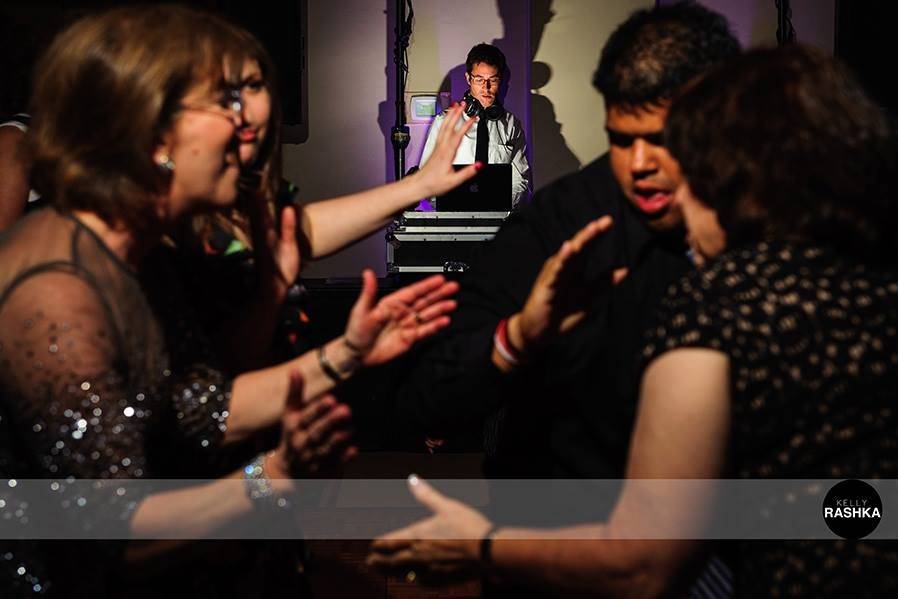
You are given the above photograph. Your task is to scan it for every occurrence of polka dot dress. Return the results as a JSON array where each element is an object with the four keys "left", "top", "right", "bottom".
[{"left": 641, "top": 240, "right": 898, "bottom": 596}]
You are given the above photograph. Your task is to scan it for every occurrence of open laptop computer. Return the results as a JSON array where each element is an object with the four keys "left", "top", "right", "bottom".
[{"left": 435, "top": 163, "right": 512, "bottom": 212}]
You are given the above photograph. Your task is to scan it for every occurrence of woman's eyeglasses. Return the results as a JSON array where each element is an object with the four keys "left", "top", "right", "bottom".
[{"left": 179, "top": 88, "right": 244, "bottom": 125}]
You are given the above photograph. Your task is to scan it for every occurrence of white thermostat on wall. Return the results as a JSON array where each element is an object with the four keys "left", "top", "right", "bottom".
[{"left": 405, "top": 92, "right": 451, "bottom": 123}]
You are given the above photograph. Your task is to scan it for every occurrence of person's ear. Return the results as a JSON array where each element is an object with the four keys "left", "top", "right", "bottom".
[{"left": 464, "top": 72, "right": 472, "bottom": 86}]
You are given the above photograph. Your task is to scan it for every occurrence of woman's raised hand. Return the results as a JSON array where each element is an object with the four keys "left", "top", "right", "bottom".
[
  {"left": 343, "top": 270, "right": 459, "bottom": 367},
  {"left": 249, "top": 196, "right": 301, "bottom": 304},
  {"left": 415, "top": 102, "right": 481, "bottom": 198}
]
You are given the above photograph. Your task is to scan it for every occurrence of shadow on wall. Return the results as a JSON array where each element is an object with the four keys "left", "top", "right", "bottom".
[
  {"left": 433, "top": 0, "right": 523, "bottom": 113},
  {"left": 378, "top": 0, "right": 400, "bottom": 184},
  {"left": 529, "top": 0, "right": 580, "bottom": 190}
]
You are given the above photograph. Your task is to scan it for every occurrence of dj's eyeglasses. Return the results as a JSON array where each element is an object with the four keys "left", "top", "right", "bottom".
[{"left": 470, "top": 75, "right": 501, "bottom": 88}]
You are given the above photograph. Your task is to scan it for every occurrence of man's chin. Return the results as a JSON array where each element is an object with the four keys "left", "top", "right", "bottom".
[
  {"left": 644, "top": 210, "right": 684, "bottom": 232},
  {"left": 637, "top": 203, "right": 684, "bottom": 232}
]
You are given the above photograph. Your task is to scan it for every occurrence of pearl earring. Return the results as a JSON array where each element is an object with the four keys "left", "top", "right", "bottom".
[{"left": 157, "top": 155, "right": 175, "bottom": 172}]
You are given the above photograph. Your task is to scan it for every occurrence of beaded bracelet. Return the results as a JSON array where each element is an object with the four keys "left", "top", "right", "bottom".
[{"left": 243, "top": 453, "right": 291, "bottom": 509}]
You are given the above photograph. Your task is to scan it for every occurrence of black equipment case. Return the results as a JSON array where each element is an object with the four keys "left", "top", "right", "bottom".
[{"left": 386, "top": 210, "right": 509, "bottom": 274}]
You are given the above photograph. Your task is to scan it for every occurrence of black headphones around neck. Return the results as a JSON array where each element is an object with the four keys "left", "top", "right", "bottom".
[{"left": 461, "top": 90, "right": 506, "bottom": 121}]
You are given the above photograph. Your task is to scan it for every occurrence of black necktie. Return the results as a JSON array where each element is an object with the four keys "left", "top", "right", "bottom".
[{"left": 475, "top": 114, "right": 489, "bottom": 164}]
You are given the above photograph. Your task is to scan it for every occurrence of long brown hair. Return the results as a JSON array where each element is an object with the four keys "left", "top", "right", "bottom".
[
  {"left": 191, "top": 25, "right": 285, "bottom": 254},
  {"left": 27, "top": 4, "right": 251, "bottom": 232}
]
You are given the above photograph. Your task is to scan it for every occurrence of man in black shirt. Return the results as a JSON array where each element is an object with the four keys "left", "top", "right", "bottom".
[{"left": 396, "top": 4, "right": 740, "bottom": 489}]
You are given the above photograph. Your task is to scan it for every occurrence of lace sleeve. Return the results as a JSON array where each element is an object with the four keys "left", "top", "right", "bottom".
[{"left": 0, "top": 269, "right": 151, "bottom": 527}]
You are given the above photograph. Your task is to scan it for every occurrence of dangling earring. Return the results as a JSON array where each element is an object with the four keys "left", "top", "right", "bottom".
[{"left": 157, "top": 154, "right": 175, "bottom": 172}]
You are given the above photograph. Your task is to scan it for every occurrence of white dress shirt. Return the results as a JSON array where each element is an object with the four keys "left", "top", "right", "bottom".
[{"left": 419, "top": 109, "right": 531, "bottom": 208}]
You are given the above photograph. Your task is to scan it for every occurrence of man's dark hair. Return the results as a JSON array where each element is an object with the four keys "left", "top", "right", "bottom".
[
  {"left": 466, "top": 43, "right": 506, "bottom": 75},
  {"left": 665, "top": 44, "right": 898, "bottom": 264},
  {"left": 593, "top": 1, "right": 740, "bottom": 109}
]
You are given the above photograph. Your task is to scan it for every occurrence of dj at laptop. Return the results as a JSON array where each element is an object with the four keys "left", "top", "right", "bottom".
[{"left": 420, "top": 43, "right": 531, "bottom": 209}]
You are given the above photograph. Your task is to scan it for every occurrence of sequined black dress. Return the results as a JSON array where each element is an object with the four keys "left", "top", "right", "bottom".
[
  {"left": 641, "top": 240, "right": 898, "bottom": 596},
  {"left": 0, "top": 209, "right": 237, "bottom": 595}
]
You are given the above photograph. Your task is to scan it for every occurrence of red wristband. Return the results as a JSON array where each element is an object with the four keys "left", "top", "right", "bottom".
[{"left": 493, "top": 318, "right": 522, "bottom": 366}]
